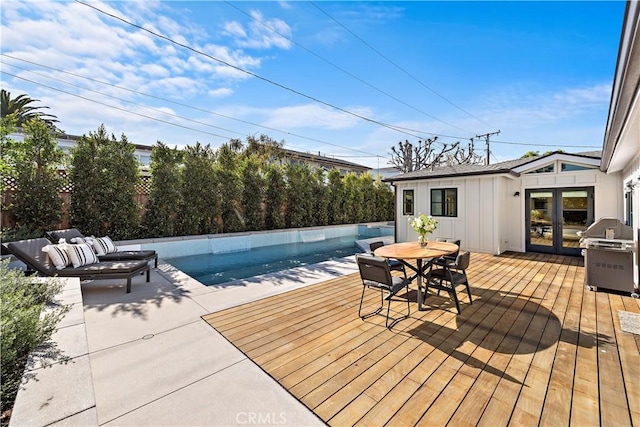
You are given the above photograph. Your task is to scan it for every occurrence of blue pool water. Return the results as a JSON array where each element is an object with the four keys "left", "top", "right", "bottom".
[{"left": 166, "top": 235, "right": 376, "bottom": 286}]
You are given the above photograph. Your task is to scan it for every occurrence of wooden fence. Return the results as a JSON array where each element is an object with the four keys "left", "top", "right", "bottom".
[{"left": 1, "top": 171, "right": 150, "bottom": 230}]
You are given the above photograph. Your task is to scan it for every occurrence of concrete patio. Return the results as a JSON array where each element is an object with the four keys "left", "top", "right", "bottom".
[{"left": 10, "top": 257, "right": 360, "bottom": 426}]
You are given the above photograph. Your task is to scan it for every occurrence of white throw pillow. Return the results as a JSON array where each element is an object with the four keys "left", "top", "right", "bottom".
[
  {"left": 70, "top": 236, "right": 87, "bottom": 244},
  {"left": 91, "top": 236, "right": 118, "bottom": 255},
  {"left": 42, "top": 244, "right": 71, "bottom": 270},
  {"left": 65, "top": 243, "right": 99, "bottom": 268}
]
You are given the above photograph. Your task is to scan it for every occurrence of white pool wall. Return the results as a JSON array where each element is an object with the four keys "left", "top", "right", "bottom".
[{"left": 116, "top": 222, "right": 394, "bottom": 259}]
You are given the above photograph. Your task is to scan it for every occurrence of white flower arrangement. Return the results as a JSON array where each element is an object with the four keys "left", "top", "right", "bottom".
[{"left": 409, "top": 213, "right": 438, "bottom": 243}]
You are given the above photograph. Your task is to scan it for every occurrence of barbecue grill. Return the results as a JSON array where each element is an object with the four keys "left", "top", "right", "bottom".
[{"left": 579, "top": 217, "right": 639, "bottom": 297}]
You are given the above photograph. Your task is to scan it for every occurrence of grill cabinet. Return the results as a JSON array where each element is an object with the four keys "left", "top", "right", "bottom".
[{"left": 579, "top": 218, "right": 639, "bottom": 297}]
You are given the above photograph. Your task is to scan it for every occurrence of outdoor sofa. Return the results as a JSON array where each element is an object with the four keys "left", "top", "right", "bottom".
[
  {"left": 46, "top": 228, "right": 158, "bottom": 268},
  {"left": 6, "top": 238, "right": 150, "bottom": 293}
]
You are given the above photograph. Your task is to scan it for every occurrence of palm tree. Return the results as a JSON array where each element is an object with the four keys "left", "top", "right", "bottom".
[{"left": 1, "top": 89, "right": 59, "bottom": 130}]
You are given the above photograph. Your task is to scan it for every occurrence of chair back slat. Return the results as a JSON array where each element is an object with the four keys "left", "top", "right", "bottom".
[
  {"left": 369, "top": 241, "right": 384, "bottom": 252},
  {"left": 357, "top": 255, "right": 392, "bottom": 286},
  {"left": 455, "top": 251, "right": 470, "bottom": 270}
]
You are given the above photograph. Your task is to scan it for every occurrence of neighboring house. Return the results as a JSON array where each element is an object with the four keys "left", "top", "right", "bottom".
[
  {"left": 8, "top": 132, "right": 154, "bottom": 166},
  {"left": 8, "top": 131, "right": 370, "bottom": 174},
  {"left": 385, "top": 151, "right": 620, "bottom": 256},
  {"left": 278, "top": 148, "right": 370, "bottom": 176},
  {"left": 371, "top": 166, "right": 402, "bottom": 182}
]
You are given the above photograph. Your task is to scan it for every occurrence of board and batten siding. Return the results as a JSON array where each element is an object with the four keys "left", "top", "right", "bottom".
[
  {"left": 395, "top": 175, "right": 510, "bottom": 254},
  {"left": 394, "top": 166, "right": 622, "bottom": 255}
]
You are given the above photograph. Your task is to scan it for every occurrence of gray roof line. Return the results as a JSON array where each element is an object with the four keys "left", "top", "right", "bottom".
[{"left": 384, "top": 150, "right": 602, "bottom": 182}]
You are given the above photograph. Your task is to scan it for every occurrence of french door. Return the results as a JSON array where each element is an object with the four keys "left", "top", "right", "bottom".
[{"left": 525, "top": 187, "right": 594, "bottom": 256}]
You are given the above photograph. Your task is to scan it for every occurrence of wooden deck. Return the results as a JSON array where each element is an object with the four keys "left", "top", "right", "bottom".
[{"left": 203, "top": 252, "right": 640, "bottom": 426}]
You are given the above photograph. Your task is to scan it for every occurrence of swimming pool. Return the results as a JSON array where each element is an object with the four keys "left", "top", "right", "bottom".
[{"left": 166, "top": 234, "right": 374, "bottom": 286}]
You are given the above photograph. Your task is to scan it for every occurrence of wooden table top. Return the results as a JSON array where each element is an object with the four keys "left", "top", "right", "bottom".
[{"left": 373, "top": 240, "right": 458, "bottom": 260}]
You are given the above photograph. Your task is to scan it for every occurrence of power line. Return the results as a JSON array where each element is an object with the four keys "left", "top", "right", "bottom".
[
  {"left": 309, "top": 1, "right": 499, "bottom": 133},
  {"left": 224, "top": 1, "right": 472, "bottom": 135},
  {"left": 491, "top": 139, "right": 599, "bottom": 148},
  {"left": 1, "top": 55, "right": 389, "bottom": 159},
  {"left": 2, "top": 71, "right": 240, "bottom": 140},
  {"left": 2, "top": 63, "right": 250, "bottom": 137},
  {"left": 378, "top": 122, "right": 600, "bottom": 149},
  {"left": 74, "top": 0, "right": 427, "bottom": 142}
]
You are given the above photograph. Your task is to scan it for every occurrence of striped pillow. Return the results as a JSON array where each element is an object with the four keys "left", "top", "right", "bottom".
[
  {"left": 42, "top": 244, "right": 71, "bottom": 270},
  {"left": 65, "top": 243, "right": 99, "bottom": 268},
  {"left": 91, "top": 236, "right": 118, "bottom": 256}
]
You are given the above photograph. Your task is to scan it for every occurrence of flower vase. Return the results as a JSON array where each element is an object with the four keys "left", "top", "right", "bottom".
[{"left": 419, "top": 234, "right": 428, "bottom": 247}]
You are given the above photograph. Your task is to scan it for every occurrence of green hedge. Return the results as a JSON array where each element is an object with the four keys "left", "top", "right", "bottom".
[{"left": 2, "top": 127, "right": 395, "bottom": 240}]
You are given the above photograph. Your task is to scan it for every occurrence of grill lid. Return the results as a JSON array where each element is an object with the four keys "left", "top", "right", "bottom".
[{"left": 578, "top": 217, "right": 633, "bottom": 240}]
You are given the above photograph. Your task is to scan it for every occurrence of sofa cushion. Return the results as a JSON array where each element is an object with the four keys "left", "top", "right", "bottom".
[
  {"left": 91, "top": 236, "right": 118, "bottom": 256},
  {"left": 42, "top": 244, "right": 71, "bottom": 270},
  {"left": 65, "top": 243, "right": 99, "bottom": 268}
]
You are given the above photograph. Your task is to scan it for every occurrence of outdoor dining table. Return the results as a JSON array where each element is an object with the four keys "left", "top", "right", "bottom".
[{"left": 374, "top": 240, "right": 459, "bottom": 311}]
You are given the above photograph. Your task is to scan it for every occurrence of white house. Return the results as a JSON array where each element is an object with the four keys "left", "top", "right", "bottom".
[
  {"left": 386, "top": 151, "right": 620, "bottom": 256},
  {"left": 387, "top": 1, "right": 640, "bottom": 260}
]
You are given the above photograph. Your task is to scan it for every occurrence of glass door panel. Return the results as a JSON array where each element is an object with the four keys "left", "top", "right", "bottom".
[
  {"left": 561, "top": 190, "right": 588, "bottom": 250},
  {"left": 529, "top": 191, "right": 554, "bottom": 248},
  {"left": 526, "top": 187, "right": 593, "bottom": 256}
]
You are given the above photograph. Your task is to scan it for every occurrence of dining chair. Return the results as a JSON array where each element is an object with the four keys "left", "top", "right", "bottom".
[
  {"left": 356, "top": 254, "right": 411, "bottom": 328},
  {"left": 425, "top": 251, "right": 472, "bottom": 314},
  {"left": 433, "top": 238, "right": 461, "bottom": 267},
  {"left": 369, "top": 241, "right": 407, "bottom": 278}
]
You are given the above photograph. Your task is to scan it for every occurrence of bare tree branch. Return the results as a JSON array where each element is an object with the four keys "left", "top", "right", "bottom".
[{"left": 389, "top": 137, "right": 484, "bottom": 173}]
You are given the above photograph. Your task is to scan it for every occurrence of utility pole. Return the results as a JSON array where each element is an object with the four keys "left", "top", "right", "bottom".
[{"left": 475, "top": 130, "right": 501, "bottom": 165}]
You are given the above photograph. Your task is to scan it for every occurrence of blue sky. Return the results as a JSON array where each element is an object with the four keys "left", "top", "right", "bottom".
[{"left": 0, "top": 1, "right": 626, "bottom": 169}]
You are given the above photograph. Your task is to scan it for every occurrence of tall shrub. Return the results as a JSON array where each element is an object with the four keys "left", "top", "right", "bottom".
[
  {"left": 70, "top": 125, "right": 139, "bottom": 239},
  {"left": 0, "top": 116, "right": 17, "bottom": 196},
  {"left": 284, "top": 163, "right": 314, "bottom": 228},
  {"left": 326, "top": 168, "right": 345, "bottom": 225},
  {"left": 144, "top": 142, "right": 183, "bottom": 237},
  {"left": 216, "top": 143, "right": 244, "bottom": 233},
  {"left": 264, "top": 164, "right": 285, "bottom": 230},
  {"left": 343, "top": 172, "right": 363, "bottom": 224},
  {"left": 178, "top": 143, "right": 217, "bottom": 235},
  {"left": 241, "top": 155, "right": 264, "bottom": 231},
  {"left": 312, "top": 168, "right": 329, "bottom": 226},
  {"left": 5, "top": 119, "right": 64, "bottom": 234},
  {"left": 374, "top": 178, "right": 394, "bottom": 221},
  {"left": 358, "top": 173, "right": 377, "bottom": 222}
]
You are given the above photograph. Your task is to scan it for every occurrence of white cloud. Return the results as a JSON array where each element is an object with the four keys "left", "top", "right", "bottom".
[
  {"left": 263, "top": 104, "right": 374, "bottom": 130},
  {"left": 1, "top": 1, "right": 270, "bottom": 90},
  {"left": 208, "top": 88, "right": 234, "bottom": 98},
  {"left": 484, "top": 82, "right": 612, "bottom": 129},
  {"left": 222, "top": 10, "right": 292, "bottom": 50},
  {"left": 223, "top": 21, "right": 247, "bottom": 38}
]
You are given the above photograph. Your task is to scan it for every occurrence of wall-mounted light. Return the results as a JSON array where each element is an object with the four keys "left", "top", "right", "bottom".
[{"left": 513, "top": 191, "right": 520, "bottom": 197}]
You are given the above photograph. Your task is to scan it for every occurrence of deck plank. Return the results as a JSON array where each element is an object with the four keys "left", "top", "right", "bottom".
[
  {"left": 202, "top": 252, "right": 638, "bottom": 426},
  {"left": 596, "top": 291, "right": 632, "bottom": 427}
]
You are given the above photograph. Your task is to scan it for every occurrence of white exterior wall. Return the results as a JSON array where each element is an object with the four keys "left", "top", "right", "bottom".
[
  {"left": 395, "top": 175, "right": 513, "bottom": 254},
  {"left": 394, "top": 162, "right": 621, "bottom": 255}
]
